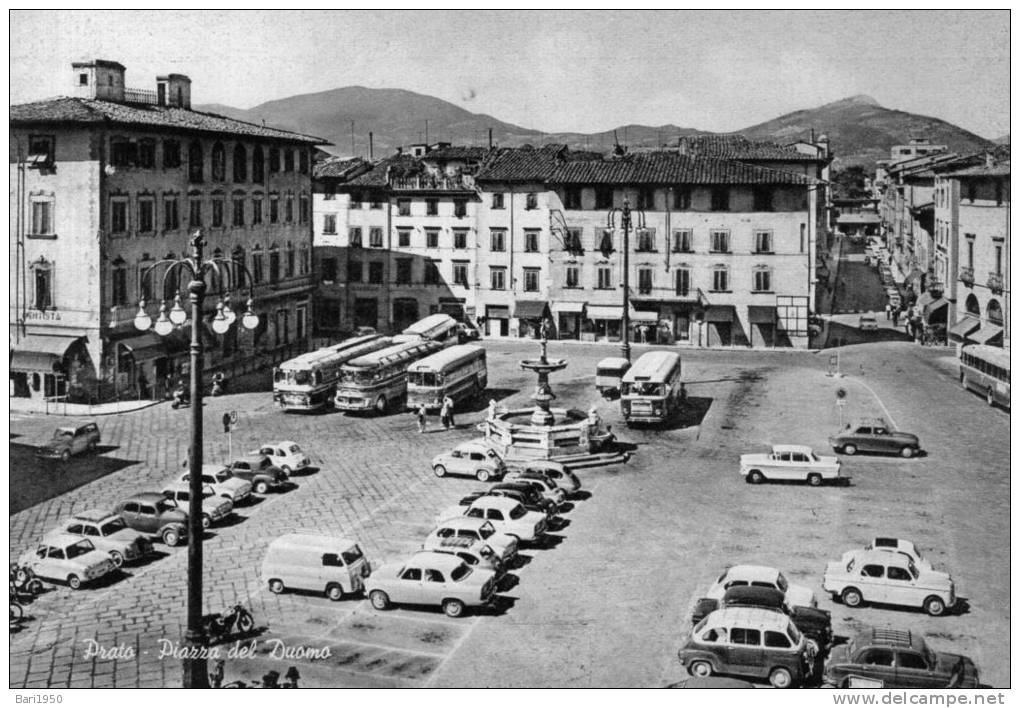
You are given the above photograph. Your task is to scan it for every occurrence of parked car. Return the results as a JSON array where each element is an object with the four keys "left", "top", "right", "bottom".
[
  {"left": 739, "top": 445, "right": 843, "bottom": 486},
  {"left": 822, "top": 549, "right": 956, "bottom": 616},
  {"left": 354, "top": 326, "right": 377, "bottom": 337},
  {"left": 18, "top": 534, "right": 117, "bottom": 590},
  {"left": 36, "top": 422, "right": 101, "bottom": 461},
  {"left": 496, "top": 469, "right": 567, "bottom": 507},
  {"left": 114, "top": 492, "right": 189, "bottom": 546},
  {"left": 828, "top": 420, "right": 922, "bottom": 458},
  {"left": 823, "top": 627, "right": 979, "bottom": 688},
  {"left": 691, "top": 585, "right": 832, "bottom": 652},
  {"left": 364, "top": 551, "right": 497, "bottom": 617},
  {"left": 678, "top": 607, "right": 816, "bottom": 688},
  {"left": 456, "top": 322, "right": 481, "bottom": 343},
  {"left": 252, "top": 441, "right": 310, "bottom": 475},
  {"left": 429, "top": 544, "right": 505, "bottom": 580},
  {"left": 176, "top": 464, "right": 252, "bottom": 505},
  {"left": 432, "top": 440, "right": 506, "bottom": 482},
  {"left": 504, "top": 460, "right": 582, "bottom": 494},
  {"left": 701, "top": 565, "right": 817, "bottom": 609},
  {"left": 458, "top": 482, "right": 558, "bottom": 518},
  {"left": 423, "top": 518, "right": 518, "bottom": 563},
  {"left": 224, "top": 455, "right": 289, "bottom": 494},
  {"left": 161, "top": 483, "right": 233, "bottom": 528},
  {"left": 859, "top": 314, "right": 879, "bottom": 331},
  {"left": 262, "top": 534, "right": 371, "bottom": 601},
  {"left": 56, "top": 510, "right": 152, "bottom": 567},
  {"left": 437, "top": 496, "right": 547, "bottom": 545}
]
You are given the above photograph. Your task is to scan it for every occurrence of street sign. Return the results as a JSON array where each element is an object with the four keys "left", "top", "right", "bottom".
[
  {"left": 229, "top": 410, "right": 238, "bottom": 424},
  {"left": 836, "top": 388, "right": 847, "bottom": 400},
  {"left": 836, "top": 398, "right": 846, "bottom": 407},
  {"left": 222, "top": 413, "right": 232, "bottom": 433}
]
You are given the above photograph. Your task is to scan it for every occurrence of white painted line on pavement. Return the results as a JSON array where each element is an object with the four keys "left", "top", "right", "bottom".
[
  {"left": 423, "top": 615, "right": 481, "bottom": 687},
  {"left": 849, "top": 376, "right": 899, "bottom": 429}
]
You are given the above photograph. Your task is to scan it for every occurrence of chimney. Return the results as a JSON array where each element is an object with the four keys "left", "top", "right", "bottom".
[
  {"left": 369, "top": 132, "right": 374, "bottom": 160},
  {"left": 156, "top": 74, "right": 192, "bottom": 108},
  {"left": 72, "top": 59, "right": 125, "bottom": 102},
  {"left": 810, "top": 128, "right": 815, "bottom": 144},
  {"left": 488, "top": 128, "right": 493, "bottom": 149},
  {"left": 394, "top": 146, "right": 403, "bottom": 156}
]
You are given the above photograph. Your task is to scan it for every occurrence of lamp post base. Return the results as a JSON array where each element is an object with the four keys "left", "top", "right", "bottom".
[{"left": 182, "top": 628, "right": 210, "bottom": 688}]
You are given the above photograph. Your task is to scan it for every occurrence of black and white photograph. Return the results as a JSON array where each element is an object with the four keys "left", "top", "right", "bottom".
[{"left": 7, "top": 9, "right": 1011, "bottom": 695}]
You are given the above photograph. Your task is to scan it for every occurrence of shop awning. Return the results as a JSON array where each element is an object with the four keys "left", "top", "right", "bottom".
[
  {"left": 117, "top": 332, "right": 167, "bottom": 360},
  {"left": 629, "top": 308, "right": 659, "bottom": 324},
  {"left": 949, "top": 317, "right": 980, "bottom": 340},
  {"left": 485, "top": 305, "right": 510, "bottom": 319},
  {"left": 587, "top": 305, "right": 623, "bottom": 320},
  {"left": 10, "top": 334, "right": 83, "bottom": 372},
  {"left": 922, "top": 297, "right": 948, "bottom": 317},
  {"left": 513, "top": 300, "right": 548, "bottom": 319},
  {"left": 704, "top": 305, "right": 735, "bottom": 322},
  {"left": 748, "top": 305, "right": 777, "bottom": 324},
  {"left": 967, "top": 324, "right": 1003, "bottom": 345},
  {"left": 551, "top": 301, "right": 586, "bottom": 314}
]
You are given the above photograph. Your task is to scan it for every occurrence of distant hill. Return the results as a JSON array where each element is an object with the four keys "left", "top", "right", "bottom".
[
  {"left": 994, "top": 134, "right": 1010, "bottom": 144},
  {"left": 197, "top": 89, "right": 994, "bottom": 169}
]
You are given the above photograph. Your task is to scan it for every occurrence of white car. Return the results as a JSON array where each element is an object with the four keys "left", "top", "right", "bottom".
[
  {"left": 19, "top": 533, "right": 117, "bottom": 590},
  {"left": 175, "top": 464, "right": 252, "bottom": 505},
  {"left": 841, "top": 538, "right": 933, "bottom": 572},
  {"left": 702, "top": 565, "right": 817, "bottom": 609},
  {"left": 252, "top": 440, "right": 310, "bottom": 474},
  {"left": 56, "top": 510, "right": 152, "bottom": 567},
  {"left": 161, "top": 483, "right": 233, "bottom": 528},
  {"left": 423, "top": 518, "right": 518, "bottom": 563},
  {"left": 436, "top": 496, "right": 547, "bottom": 544},
  {"left": 823, "top": 549, "right": 955, "bottom": 616},
  {"left": 859, "top": 314, "right": 879, "bottom": 331},
  {"left": 739, "top": 445, "right": 842, "bottom": 486}
]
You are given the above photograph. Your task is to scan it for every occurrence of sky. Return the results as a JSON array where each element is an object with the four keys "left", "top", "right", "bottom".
[{"left": 8, "top": 10, "right": 1011, "bottom": 139}]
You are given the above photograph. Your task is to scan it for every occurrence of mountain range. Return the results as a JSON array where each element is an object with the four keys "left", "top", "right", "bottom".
[{"left": 196, "top": 88, "right": 996, "bottom": 170}]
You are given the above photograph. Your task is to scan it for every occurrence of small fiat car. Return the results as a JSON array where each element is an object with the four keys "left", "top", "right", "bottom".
[
  {"left": 436, "top": 496, "right": 547, "bottom": 544},
  {"left": 828, "top": 420, "right": 922, "bottom": 458},
  {"left": 823, "top": 627, "right": 979, "bottom": 688},
  {"left": 365, "top": 551, "right": 497, "bottom": 618},
  {"left": 739, "top": 445, "right": 842, "bottom": 486},
  {"left": 224, "top": 455, "right": 289, "bottom": 494},
  {"left": 678, "top": 607, "right": 816, "bottom": 688},
  {"left": 423, "top": 518, "right": 518, "bottom": 563},
  {"left": 822, "top": 549, "right": 956, "bottom": 616},
  {"left": 458, "top": 482, "right": 558, "bottom": 518},
  {"left": 859, "top": 314, "right": 879, "bottom": 331},
  {"left": 176, "top": 464, "right": 252, "bottom": 505},
  {"left": 432, "top": 440, "right": 506, "bottom": 482},
  {"left": 19, "top": 533, "right": 117, "bottom": 590},
  {"left": 429, "top": 544, "right": 505, "bottom": 580},
  {"left": 701, "top": 565, "right": 817, "bottom": 609},
  {"left": 114, "top": 492, "right": 189, "bottom": 546},
  {"left": 692, "top": 585, "right": 832, "bottom": 652},
  {"left": 161, "top": 484, "right": 233, "bottom": 528},
  {"left": 862, "top": 537, "right": 932, "bottom": 571},
  {"left": 253, "top": 441, "right": 310, "bottom": 474},
  {"left": 56, "top": 510, "right": 152, "bottom": 567},
  {"left": 262, "top": 534, "right": 371, "bottom": 601},
  {"left": 36, "top": 423, "right": 101, "bottom": 461}
]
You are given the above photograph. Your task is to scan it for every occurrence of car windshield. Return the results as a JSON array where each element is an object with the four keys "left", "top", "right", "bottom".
[
  {"left": 99, "top": 518, "right": 127, "bottom": 535},
  {"left": 508, "top": 504, "right": 527, "bottom": 520},
  {"left": 787, "top": 622, "right": 802, "bottom": 644},
  {"left": 340, "top": 369, "right": 375, "bottom": 385},
  {"left": 215, "top": 470, "right": 233, "bottom": 482},
  {"left": 65, "top": 539, "right": 95, "bottom": 558},
  {"left": 341, "top": 545, "right": 364, "bottom": 565},
  {"left": 54, "top": 429, "right": 74, "bottom": 439},
  {"left": 256, "top": 458, "right": 271, "bottom": 469},
  {"left": 775, "top": 573, "right": 789, "bottom": 592},
  {"left": 450, "top": 564, "right": 471, "bottom": 582},
  {"left": 157, "top": 500, "right": 177, "bottom": 513},
  {"left": 288, "top": 444, "right": 301, "bottom": 454},
  {"left": 908, "top": 560, "right": 919, "bottom": 580}
]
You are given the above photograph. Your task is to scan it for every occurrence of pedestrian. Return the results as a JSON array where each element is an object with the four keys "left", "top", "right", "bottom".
[
  {"left": 892, "top": 307, "right": 900, "bottom": 327},
  {"left": 416, "top": 403, "right": 427, "bottom": 433},
  {"left": 487, "top": 399, "right": 498, "bottom": 421},
  {"left": 440, "top": 396, "right": 454, "bottom": 430},
  {"left": 137, "top": 371, "right": 150, "bottom": 399},
  {"left": 885, "top": 302, "right": 892, "bottom": 321},
  {"left": 444, "top": 396, "right": 455, "bottom": 427}
]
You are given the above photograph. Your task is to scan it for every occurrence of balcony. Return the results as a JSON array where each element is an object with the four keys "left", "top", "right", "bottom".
[
  {"left": 389, "top": 175, "right": 473, "bottom": 192},
  {"left": 987, "top": 272, "right": 1005, "bottom": 294},
  {"left": 123, "top": 88, "right": 158, "bottom": 105},
  {"left": 958, "top": 267, "right": 974, "bottom": 287}
]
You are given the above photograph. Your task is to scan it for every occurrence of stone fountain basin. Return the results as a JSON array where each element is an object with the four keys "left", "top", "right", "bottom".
[
  {"left": 519, "top": 358, "right": 568, "bottom": 371},
  {"left": 491, "top": 407, "right": 588, "bottom": 431}
]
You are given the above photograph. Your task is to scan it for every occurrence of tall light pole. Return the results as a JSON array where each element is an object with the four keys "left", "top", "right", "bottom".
[
  {"left": 607, "top": 198, "right": 644, "bottom": 362},
  {"left": 133, "top": 230, "right": 259, "bottom": 688}
]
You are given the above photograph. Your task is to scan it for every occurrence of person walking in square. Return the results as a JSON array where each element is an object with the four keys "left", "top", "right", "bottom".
[
  {"left": 892, "top": 307, "right": 900, "bottom": 327},
  {"left": 885, "top": 302, "right": 892, "bottom": 321},
  {"left": 443, "top": 395, "right": 456, "bottom": 427},
  {"left": 416, "top": 403, "right": 428, "bottom": 433},
  {"left": 440, "top": 396, "right": 454, "bottom": 430}
]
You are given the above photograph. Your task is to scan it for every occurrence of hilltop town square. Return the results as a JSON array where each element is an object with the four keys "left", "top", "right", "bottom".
[{"left": 7, "top": 10, "right": 1011, "bottom": 695}]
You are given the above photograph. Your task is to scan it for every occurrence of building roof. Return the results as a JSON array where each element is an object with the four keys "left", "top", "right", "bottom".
[
  {"left": 943, "top": 160, "right": 1010, "bottom": 178},
  {"left": 423, "top": 146, "right": 492, "bottom": 162},
  {"left": 675, "top": 133, "right": 821, "bottom": 162},
  {"left": 475, "top": 144, "right": 571, "bottom": 182},
  {"left": 313, "top": 156, "right": 372, "bottom": 179},
  {"left": 547, "top": 151, "right": 818, "bottom": 186},
  {"left": 10, "top": 96, "right": 327, "bottom": 144},
  {"left": 343, "top": 154, "right": 422, "bottom": 187}
]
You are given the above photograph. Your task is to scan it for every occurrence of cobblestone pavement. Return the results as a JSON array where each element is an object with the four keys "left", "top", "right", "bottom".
[{"left": 9, "top": 339, "right": 1010, "bottom": 688}]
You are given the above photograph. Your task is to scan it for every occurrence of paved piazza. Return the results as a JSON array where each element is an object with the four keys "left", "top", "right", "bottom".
[{"left": 8, "top": 339, "right": 1010, "bottom": 688}]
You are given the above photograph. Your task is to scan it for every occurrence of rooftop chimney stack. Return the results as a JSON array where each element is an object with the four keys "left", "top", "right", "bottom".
[
  {"left": 72, "top": 59, "right": 125, "bottom": 102},
  {"left": 369, "top": 132, "right": 374, "bottom": 160},
  {"left": 488, "top": 128, "right": 493, "bottom": 149},
  {"left": 156, "top": 74, "right": 192, "bottom": 109}
]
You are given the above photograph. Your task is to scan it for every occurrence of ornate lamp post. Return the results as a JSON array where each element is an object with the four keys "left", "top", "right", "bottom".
[
  {"left": 133, "top": 230, "right": 258, "bottom": 688},
  {"left": 607, "top": 199, "right": 645, "bottom": 362}
]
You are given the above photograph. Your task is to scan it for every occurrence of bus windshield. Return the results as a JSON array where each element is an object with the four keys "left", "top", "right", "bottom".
[
  {"left": 341, "top": 369, "right": 376, "bottom": 386},
  {"left": 622, "top": 382, "right": 664, "bottom": 397},
  {"left": 275, "top": 369, "right": 311, "bottom": 385},
  {"left": 409, "top": 372, "right": 443, "bottom": 387}
]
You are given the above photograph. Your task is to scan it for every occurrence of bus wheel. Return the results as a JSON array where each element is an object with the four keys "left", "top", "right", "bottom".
[
  {"left": 986, "top": 388, "right": 995, "bottom": 406},
  {"left": 374, "top": 396, "right": 387, "bottom": 415}
]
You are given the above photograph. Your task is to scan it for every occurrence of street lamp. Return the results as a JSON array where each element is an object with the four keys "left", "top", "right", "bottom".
[
  {"left": 134, "top": 230, "right": 259, "bottom": 688},
  {"left": 607, "top": 198, "right": 645, "bottom": 363}
]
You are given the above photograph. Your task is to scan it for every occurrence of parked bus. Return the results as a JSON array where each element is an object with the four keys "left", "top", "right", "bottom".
[
  {"left": 620, "top": 350, "right": 683, "bottom": 425},
  {"left": 406, "top": 344, "right": 488, "bottom": 411},
  {"left": 959, "top": 344, "right": 1010, "bottom": 409},
  {"left": 272, "top": 335, "right": 390, "bottom": 411},
  {"left": 335, "top": 339, "right": 445, "bottom": 414},
  {"left": 393, "top": 313, "right": 460, "bottom": 348}
]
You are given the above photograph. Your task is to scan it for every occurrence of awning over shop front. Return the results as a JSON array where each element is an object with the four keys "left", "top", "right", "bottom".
[
  {"left": 921, "top": 297, "right": 949, "bottom": 318},
  {"left": 513, "top": 300, "right": 548, "bottom": 319},
  {"left": 10, "top": 333, "right": 83, "bottom": 372},
  {"left": 948, "top": 317, "right": 980, "bottom": 340},
  {"left": 748, "top": 305, "right": 778, "bottom": 324},
  {"left": 629, "top": 308, "right": 659, "bottom": 324},
  {"left": 967, "top": 324, "right": 1004, "bottom": 345},
  {"left": 485, "top": 305, "right": 510, "bottom": 319},
  {"left": 117, "top": 332, "right": 167, "bottom": 360},
  {"left": 587, "top": 305, "right": 623, "bottom": 320},
  {"left": 704, "top": 305, "right": 736, "bottom": 323},
  {"left": 551, "top": 301, "right": 586, "bottom": 314}
]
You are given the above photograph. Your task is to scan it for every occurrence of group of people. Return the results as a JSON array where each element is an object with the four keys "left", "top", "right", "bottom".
[
  {"left": 416, "top": 395, "right": 457, "bottom": 433},
  {"left": 885, "top": 302, "right": 937, "bottom": 343}
]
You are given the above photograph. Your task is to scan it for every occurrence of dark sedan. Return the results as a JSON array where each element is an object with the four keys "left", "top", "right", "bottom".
[
  {"left": 828, "top": 420, "right": 921, "bottom": 458},
  {"left": 458, "top": 482, "right": 558, "bottom": 518},
  {"left": 823, "top": 627, "right": 978, "bottom": 688}
]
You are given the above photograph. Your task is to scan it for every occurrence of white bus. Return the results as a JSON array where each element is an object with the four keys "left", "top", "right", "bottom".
[
  {"left": 273, "top": 335, "right": 390, "bottom": 411},
  {"left": 335, "top": 339, "right": 445, "bottom": 414},
  {"left": 393, "top": 313, "right": 460, "bottom": 348},
  {"left": 620, "top": 350, "right": 683, "bottom": 425},
  {"left": 406, "top": 344, "right": 487, "bottom": 411},
  {"left": 959, "top": 344, "right": 1010, "bottom": 409}
]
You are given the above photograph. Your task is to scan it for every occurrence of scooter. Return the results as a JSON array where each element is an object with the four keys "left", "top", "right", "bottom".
[
  {"left": 10, "top": 564, "right": 44, "bottom": 602},
  {"left": 202, "top": 603, "right": 254, "bottom": 643}
]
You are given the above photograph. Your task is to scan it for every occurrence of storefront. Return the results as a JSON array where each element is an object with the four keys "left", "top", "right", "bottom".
[
  {"left": 10, "top": 333, "right": 91, "bottom": 400},
  {"left": 704, "top": 305, "right": 736, "bottom": 347},
  {"left": 585, "top": 305, "right": 623, "bottom": 342},
  {"left": 438, "top": 297, "right": 466, "bottom": 320},
  {"left": 552, "top": 301, "right": 585, "bottom": 340},
  {"left": 483, "top": 304, "right": 510, "bottom": 337},
  {"left": 748, "top": 305, "right": 778, "bottom": 348},
  {"left": 629, "top": 308, "right": 659, "bottom": 344},
  {"left": 513, "top": 300, "right": 550, "bottom": 339},
  {"left": 114, "top": 331, "right": 168, "bottom": 399}
]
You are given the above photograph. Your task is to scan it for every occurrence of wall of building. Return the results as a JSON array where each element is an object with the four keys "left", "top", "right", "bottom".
[{"left": 955, "top": 181, "right": 1009, "bottom": 343}]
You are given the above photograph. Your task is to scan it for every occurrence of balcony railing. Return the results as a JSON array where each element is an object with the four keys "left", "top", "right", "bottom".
[
  {"left": 987, "top": 272, "right": 1005, "bottom": 294},
  {"left": 958, "top": 267, "right": 974, "bottom": 287},
  {"left": 389, "top": 176, "right": 473, "bottom": 191},
  {"left": 123, "top": 88, "right": 159, "bottom": 105}
]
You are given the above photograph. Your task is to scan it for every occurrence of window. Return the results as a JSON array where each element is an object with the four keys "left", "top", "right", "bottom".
[
  {"left": 565, "top": 266, "right": 579, "bottom": 288},
  {"left": 401, "top": 568, "right": 422, "bottom": 581},
  {"left": 712, "top": 266, "right": 729, "bottom": 292},
  {"left": 599, "top": 229, "right": 614, "bottom": 254},
  {"left": 138, "top": 197, "right": 155, "bottom": 233},
  {"left": 231, "top": 246, "right": 246, "bottom": 285},
  {"left": 886, "top": 566, "right": 912, "bottom": 582},
  {"left": 30, "top": 199, "right": 54, "bottom": 236},
  {"left": 111, "top": 198, "right": 128, "bottom": 233},
  {"left": 349, "top": 227, "right": 362, "bottom": 247},
  {"left": 490, "top": 267, "right": 506, "bottom": 290},
  {"left": 232, "top": 197, "right": 245, "bottom": 227},
  {"left": 898, "top": 652, "right": 929, "bottom": 671},
  {"left": 595, "top": 187, "right": 613, "bottom": 210},
  {"left": 370, "top": 228, "right": 384, "bottom": 248},
  {"left": 426, "top": 229, "right": 440, "bottom": 248},
  {"left": 454, "top": 200, "right": 467, "bottom": 218},
  {"left": 565, "top": 228, "right": 583, "bottom": 254},
  {"left": 283, "top": 149, "right": 294, "bottom": 172},
  {"left": 269, "top": 147, "right": 280, "bottom": 173},
  {"left": 672, "top": 229, "right": 692, "bottom": 253},
  {"left": 211, "top": 142, "right": 226, "bottom": 181},
  {"left": 710, "top": 187, "right": 729, "bottom": 211},
  {"left": 490, "top": 229, "right": 506, "bottom": 252},
  {"left": 491, "top": 193, "right": 505, "bottom": 209},
  {"left": 638, "top": 268, "right": 653, "bottom": 294},
  {"left": 523, "top": 268, "right": 540, "bottom": 292},
  {"left": 111, "top": 258, "right": 128, "bottom": 305},
  {"left": 859, "top": 649, "right": 895, "bottom": 667},
  {"left": 322, "top": 214, "right": 337, "bottom": 234},
  {"left": 673, "top": 189, "right": 691, "bottom": 210},
  {"left": 453, "top": 229, "right": 468, "bottom": 249},
  {"left": 995, "top": 245, "right": 1003, "bottom": 275},
  {"left": 137, "top": 139, "right": 156, "bottom": 168},
  {"left": 189, "top": 198, "right": 202, "bottom": 228},
  {"left": 285, "top": 244, "right": 295, "bottom": 278},
  {"left": 299, "top": 195, "right": 309, "bottom": 224},
  {"left": 753, "top": 187, "right": 774, "bottom": 211},
  {"left": 526, "top": 193, "right": 538, "bottom": 210},
  {"left": 730, "top": 628, "right": 761, "bottom": 646},
  {"left": 299, "top": 149, "right": 309, "bottom": 174},
  {"left": 636, "top": 228, "right": 655, "bottom": 252},
  {"left": 754, "top": 230, "right": 773, "bottom": 253},
  {"left": 710, "top": 230, "right": 730, "bottom": 253},
  {"left": 251, "top": 247, "right": 264, "bottom": 284},
  {"left": 163, "top": 196, "right": 179, "bottom": 231},
  {"left": 524, "top": 230, "right": 540, "bottom": 253},
  {"left": 800, "top": 223, "right": 806, "bottom": 253},
  {"left": 966, "top": 182, "right": 976, "bottom": 202},
  {"left": 368, "top": 262, "right": 383, "bottom": 284},
  {"left": 426, "top": 199, "right": 438, "bottom": 216},
  {"left": 675, "top": 268, "right": 691, "bottom": 296},
  {"left": 183, "top": 142, "right": 205, "bottom": 185},
  {"left": 252, "top": 146, "right": 264, "bottom": 183},
  {"left": 285, "top": 196, "right": 294, "bottom": 222},
  {"left": 322, "top": 257, "right": 338, "bottom": 283},
  {"left": 397, "top": 199, "right": 411, "bottom": 216},
  {"left": 396, "top": 258, "right": 412, "bottom": 284},
  {"left": 233, "top": 143, "right": 247, "bottom": 182},
  {"left": 347, "top": 259, "right": 362, "bottom": 283},
  {"left": 212, "top": 197, "right": 224, "bottom": 228},
  {"left": 28, "top": 135, "right": 55, "bottom": 166},
  {"left": 252, "top": 197, "right": 263, "bottom": 225},
  {"left": 597, "top": 267, "right": 612, "bottom": 289},
  {"left": 300, "top": 245, "right": 310, "bottom": 274},
  {"left": 764, "top": 631, "right": 792, "bottom": 648},
  {"left": 424, "top": 260, "right": 440, "bottom": 285},
  {"left": 753, "top": 267, "right": 772, "bottom": 292},
  {"left": 269, "top": 195, "right": 279, "bottom": 224},
  {"left": 397, "top": 229, "right": 411, "bottom": 247},
  {"left": 637, "top": 187, "right": 655, "bottom": 210},
  {"left": 110, "top": 137, "right": 136, "bottom": 167},
  {"left": 138, "top": 260, "right": 154, "bottom": 302},
  {"left": 564, "top": 187, "right": 582, "bottom": 210},
  {"left": 33, "top": 259, "right": 53, "bottom": 309},
  {"left": 453, "top": 262, "right": 469, "bottom": 287}
]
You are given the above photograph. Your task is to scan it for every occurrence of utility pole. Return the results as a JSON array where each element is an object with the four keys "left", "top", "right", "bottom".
[{"left": 350, "top": 120, "right": 355, "bottom": 157}]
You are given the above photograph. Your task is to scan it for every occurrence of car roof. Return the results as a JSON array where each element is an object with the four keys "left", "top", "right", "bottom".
[
  {"left": 848, "top": 549, "right": 913, "bottom": 566},
  {"left": 456, "top": 440, "right": 497, "bottom": 452},
  {"left": 852, "top": 417, "right": 889, "bottom": 427},
  {"left": 871, "top": 537, "right": 916, "bottom": 551},
  {"left": 270, "top": 533, "right": 358, "bottom": 551},
  {"left": 723, "top": 584, "right": 785, "bottom": 606},
  {"left": 40, "top": 532, "right": 90, "bottom": 547},
  {"left": 725, "top": 565, "right": 781, "bottom": 582},
  {"left": 770, "top": 444, "right": 815, "bottom": 455},
  {"left": 703, "top": 607, "right": 793, "bottom": 632},
  {"left": 70, "top": 509, "right": 116, "bottom": 523},
  {"left": 407, "top": 551, "right": 467, "bottom": 572},
  {"left": 435, "top": 517, "right": 489, "bottom": 531},
  {"left": 854, "top": 627, "right": 926, "bottom": 652},
  {"left": 468, "top": 496, "right": 519, "bottom": 512},
  {"left": 272, "top": 440, "right": 299, "bottom": 448},
  {"left": 122, "top": 492, "right": 168, "bottom": 504}
]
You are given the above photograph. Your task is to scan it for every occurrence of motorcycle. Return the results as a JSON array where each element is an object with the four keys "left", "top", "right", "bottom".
[
  {"left": 171, "top": 386, "right": 191, "bottom": 409},
  {"left": 202, "top": 603, "right": 254, "bottom": 643},
  {"left": 211, "top": 661, "right": 300, "bottom": 689},
  {"left": 10, "top": 564, "right": 44, "bottom": 602}
]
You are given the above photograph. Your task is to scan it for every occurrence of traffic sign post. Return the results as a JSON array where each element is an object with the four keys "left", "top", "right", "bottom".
[
  {"left": 836, "top": 388, "right": 848, "bottom": 429},
  {"left": 222, "top": 411, "right": 237, "bottom": 459}
]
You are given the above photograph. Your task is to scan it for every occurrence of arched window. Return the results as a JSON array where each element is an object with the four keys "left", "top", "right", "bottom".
[
  {"left": 233, "top": 143, "right": 247, "bottom": 183},
  {"left": 299, "top": 243, "right": 310, "bottom": 275},
  {"left": 211, "top": 142, "right": 226, "bottom": 181},
  {"left": 251, "top": 245, "right": 264, "bottom": 285},
  {"left": 188, "top": 140, "right": 203, "bottom": 183},
  {"left": 269, "top": 244, "right": 280, "bottom": 285},
  {"left": 252, "top": 146, "right": 265, "bottom": 184},
  {"left": 269, "top": 147, "right": 280, "bottom": 173},
  {"left": 965, "top": 294, "right": 981, "bottom": 316},
  {"left": 987, "top": 299, "right": 1003, "bottom": 326},
  {"left": 111, "top": 256, "right": 128, "bottom": 306},
  {"left": 163, "top": 254, "right": 180, "bottom": 300}
]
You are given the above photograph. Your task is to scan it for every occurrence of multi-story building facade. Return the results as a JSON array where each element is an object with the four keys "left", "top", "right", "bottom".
[{"left": 10, "top": 60, "right": 323, "bottom": 402}]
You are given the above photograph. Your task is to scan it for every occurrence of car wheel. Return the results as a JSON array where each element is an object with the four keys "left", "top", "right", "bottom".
[
  {"left": 986, "top": 388, "right": 995, "bottom": 406},
  {"left": 442, "top": 599, "right": 466, "bottom": 618},
  {"left": 433, "top": 464, "right": 447, "bottom": 478},
  {"left": 268, "top": 579, "right": 285, "bottom": 594},
  {"left": 900, "top": 446, "right": 915, "bottom": 459},
  {"left": 369, "top": 590, "right": 389, "bottom": 610},
  {"left": 237, "top": 613, "right": 254, "bottom": 633},
  {"left": 254, "top": 481, "right": 270, "bottom": 494},
  {"left": 476, "top": 468, "right": 491, "bottom": 483},
  {"left": 689, "top": 660, "right": 713, "bottom": 678},
  {"left": 374, "top": 396, "right": 387, "bottom": 415},
  {"left": 109, "top": 551, "right": 124, "bottom": 568},
  {"left": 843, "top": 444, "right": 857, "bottom": 455},
  {"left": 746, "top": 470, "right": 764, "bottom": 484},
  {"left": 808, "top": 473, "right": 823, "bottom": 487},
  {"left": 201, "top": 514, "right": 211, "bottom": 530},
  {"left": 841, "top": 587, "right": 863, "bottom": 608},
  {"left": 60, "top": 450, "right": 71, "bottom": 462},
  {"left": 67, "top": 574, "right": 82, "bottom": 590},
  {"left": 924, "top": 595, "right": 946, "bottom": 617},
  {"left": 325, "top": 584, "right": 344, "bottom": 601},
  {"left": 88, "top": 440, "right": 98, "bottom": 453},
  {"left": 769, "top": 667, "right": 794, "bottom": 689},
  {"left": 162, "top": 528, "right": 180, "bottom": 546},
  {"left": 26, "top": 579, "right": 44, "bottom": 595}
]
